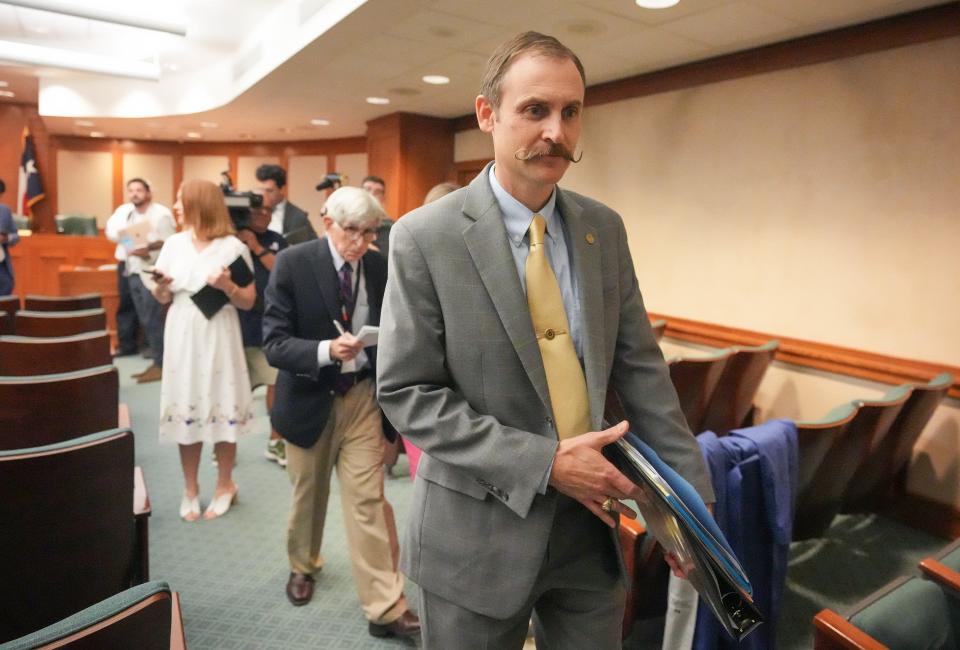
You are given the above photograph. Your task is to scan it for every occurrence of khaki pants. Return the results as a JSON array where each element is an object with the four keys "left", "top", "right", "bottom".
[{"left": 285, "top": 379, "right": 405, "bottom": 624}]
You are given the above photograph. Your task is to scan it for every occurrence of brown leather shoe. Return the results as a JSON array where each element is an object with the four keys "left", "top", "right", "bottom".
[
  {"left": 286, "top": 572, "right": 314, "bottom": 606},
  {"left": 369, "top": 609, "right": 421, "bottom": 638},
  {"left": 136, "top": 365, "right": 163, "bottom": 383}
]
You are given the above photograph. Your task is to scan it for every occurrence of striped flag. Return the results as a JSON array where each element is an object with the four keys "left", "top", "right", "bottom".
[{"left": 18, "top": 127, "right": 45, "bottom": 216}]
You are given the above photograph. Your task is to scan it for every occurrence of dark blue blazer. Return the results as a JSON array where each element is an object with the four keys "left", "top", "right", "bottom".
[
  {"left": 695, "top": 420, "right": 798, "bottom": 650},
  {"left": 262, "top": 237, "right": 389, "bottom": 449}
]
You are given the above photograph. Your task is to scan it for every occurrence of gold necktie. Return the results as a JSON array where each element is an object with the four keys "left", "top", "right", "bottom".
[{"left": 526, "top": 215, "right": 591, "bottom": 440}]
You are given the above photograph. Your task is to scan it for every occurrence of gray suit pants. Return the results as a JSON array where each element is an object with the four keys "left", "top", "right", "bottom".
[{"left": 419, "top": 495, "right": 626, "bottom": 650}]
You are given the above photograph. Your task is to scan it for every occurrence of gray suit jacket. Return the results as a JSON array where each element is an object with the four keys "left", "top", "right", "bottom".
[{"left": 377, "top": 163, "right": 713, "bottom": 619}]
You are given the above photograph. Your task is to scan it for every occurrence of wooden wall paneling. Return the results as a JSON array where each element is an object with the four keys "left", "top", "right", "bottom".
[
  {"left": 366, "top": 113, "right": 403, "bottom": 218},
  {"left": 111, "top": 145, "right": 123, "bottom": 210},
  {"left": 172, "top": 153, "right": 183, "bottom": 198},
  {"left": 455, "top": 159, "right": 491, "bottom": 187}
]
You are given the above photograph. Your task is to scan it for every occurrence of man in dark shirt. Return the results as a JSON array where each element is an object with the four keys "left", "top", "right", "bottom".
[{"left": 236, "top": 205, "right": 289, "bottom": 466}]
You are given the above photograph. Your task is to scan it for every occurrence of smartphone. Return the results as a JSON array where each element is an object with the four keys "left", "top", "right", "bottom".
[{"left": 142, "top": 265, "right": 165, "bottom": 280}]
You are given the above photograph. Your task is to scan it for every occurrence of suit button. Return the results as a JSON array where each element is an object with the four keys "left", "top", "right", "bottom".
[
  {"left": 545, "top": 416, "right": 553, "bottom": 427},
  {"left": 544, "top": 328, "right": 556, "bottom": 340},
  {"left": 329, "top": 390, "right": 335, "bottom": 396}
]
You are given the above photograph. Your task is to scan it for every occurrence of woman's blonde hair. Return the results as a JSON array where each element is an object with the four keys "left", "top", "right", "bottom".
[{"left": 179, "top": 179, "right": 234, "bottom": 240}]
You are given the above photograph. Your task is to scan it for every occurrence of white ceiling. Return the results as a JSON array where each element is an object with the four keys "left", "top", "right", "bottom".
[{"left": 0, "top": 0, "right": 946, "bottom": 142}]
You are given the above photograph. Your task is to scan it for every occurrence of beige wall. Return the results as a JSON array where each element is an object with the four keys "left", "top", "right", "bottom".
[
  {"left": 454, "top": 128, "right": 493, "bottom": 162},
  {"left": 332, "top": 153, "right": 367, "bottom": 191},
  {"left": 56, "top": 150, "right": 112, "bottom": 226},
  {"left": 123, "top": 153, "right": 174, "bottom": 208},
  {"left": 288, "top": 155, "right": 328, "bottom": 236},
  {"left": 182, "top": 155, "right": 228, "bottom": 184}
]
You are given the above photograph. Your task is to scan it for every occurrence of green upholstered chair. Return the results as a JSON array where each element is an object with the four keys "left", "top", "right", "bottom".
[
  {"left": 0, "top": 364, "right": 118, "bottom": 450},
  {"left": 0, "top": 331, "right": 112, "bottom": 375},
  {"left": 649, "top": 318, "right": 667, "bottom": 342},
  {"left": 920, "top": 539, "right": 960, "bottom": 598},
  {"left": 815, "top": 576, "right": 960, "bottom": 649},
  {"left": 24, "top": 293, "right": 102, "bottom": 311},
  {"left": 0, "top": 429, "right": 150, "bottom": 643},
  {"left": 667, "top": 348, "right": 732, "bottom": 434},
  {"left": 12, "top": 214, "right": 30, "bottom": 230},
  {"left": 1, "top": 581, "right": 182, "bottom": 650},
  {"left": 702, "top": 339, "right": 779, "bottom": 435},
  {"left": 13, "top": 307, "right": 106, "bottom": 337},
  {"left": 55, "top": 214, "right": 99, "bottom": 236}
]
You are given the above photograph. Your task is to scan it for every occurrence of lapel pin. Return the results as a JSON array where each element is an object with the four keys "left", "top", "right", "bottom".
[{"left": 585, "top": 233, "right": 595, "bottom": 245}]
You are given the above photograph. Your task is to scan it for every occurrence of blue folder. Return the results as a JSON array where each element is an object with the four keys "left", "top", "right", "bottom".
[{"left": 608, "top": 431, "right": 763, "bottom": 640}]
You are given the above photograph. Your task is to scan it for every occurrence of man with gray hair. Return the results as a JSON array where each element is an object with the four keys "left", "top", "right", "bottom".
[{"left": 263, "top": 186, "right": 419, "bottom": 638}]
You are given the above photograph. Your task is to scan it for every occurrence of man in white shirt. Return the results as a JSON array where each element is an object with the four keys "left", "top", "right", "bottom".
[
  {"left": 104, "top": 178, "right": 176, "bottom": 383},
  {"left": 255, "top": 164, "right": 317, "bottom": 243}
]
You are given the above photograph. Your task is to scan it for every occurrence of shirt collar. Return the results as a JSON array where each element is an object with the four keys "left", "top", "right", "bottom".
[
  {"left": 325, "top": 235, "right": 357, "bottom": 272},
  {"left": 273, "top": 200, "right": 286, "bottom": 215},
  {"left": 488, "top": 164, "right": 559, "bottom": 248}
]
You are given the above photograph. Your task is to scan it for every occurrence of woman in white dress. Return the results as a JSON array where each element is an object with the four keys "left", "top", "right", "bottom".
[{"left": 151, "top": 179, "right": 255, "bottom": 522}]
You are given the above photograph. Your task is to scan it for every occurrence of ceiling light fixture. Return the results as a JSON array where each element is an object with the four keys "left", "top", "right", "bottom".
[
  {"left": 310, "top": 118, "right": 330, "bottom": 126},
  {"left": 0, "top": 80, "right": 7, "bottom": 87},
  {"left": 635, "top": 0, "right": 680, "bottom": 8},
  {"left": 366, "top": 96, "right": 390, "bottom": 105},
  {"left": 0, "top": 40, "right": 160, "bottom": 81},
  {"left": 0, "top": 89, "right": 14, "bottom": 97},
  {"left": 74, "top": 119, "right": 95, "bottom": 126},
  {"left": 89, "top": 131, "right": 105, "bottom": 138},
  {"left": 186, "top": 132, "right": 202, "bottom": 139},
  {"left": 1, "top": 0, "right": 188, "bottom": 36},
  {"left": 200, "top": 121, "right": 218, "bottom": 128},
  {"left": 422, "top": 75, "right": 450, "bottom": 85}
]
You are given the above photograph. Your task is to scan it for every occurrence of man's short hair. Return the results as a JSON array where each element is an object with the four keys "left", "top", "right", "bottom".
[
  {"left": 480, "top": 31, "right": 586, "bottom": 109},
  {"left": 256, "top": 164, "right": 287, "bottom": 189},
  {"left": 324, "top": 186, "right": 386, "bottom": 228},
  {"left": 362, "top": 175, "right": 386, "bottom": 189},
  {"left": 126, "top": 177, "right": 151, "bottom": 191}
]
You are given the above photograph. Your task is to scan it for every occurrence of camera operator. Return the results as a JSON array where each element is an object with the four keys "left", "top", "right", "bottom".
[
  {"left": 255, "top": 164, "right": 316, "bottom": 243},
  {"left": 235, "top": 201, "right": 290, "bottom": 467}
]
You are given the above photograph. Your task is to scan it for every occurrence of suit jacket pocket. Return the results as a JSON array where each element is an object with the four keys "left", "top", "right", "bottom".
[{"left": 417, "top": 456, "right": 489, "bottom": 501}]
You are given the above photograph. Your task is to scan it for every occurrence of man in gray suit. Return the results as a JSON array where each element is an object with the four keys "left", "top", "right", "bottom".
[
  {"left": 377, "top": 32, "right": 714, "bottom": 649},
  {"left": 255, "top": 164, "right": 317, "bottom": 243}
]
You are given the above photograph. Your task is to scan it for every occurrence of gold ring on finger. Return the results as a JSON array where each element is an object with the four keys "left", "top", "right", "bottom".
[{"left": 601, "top": 497, "right": 616, "bottom": 513}]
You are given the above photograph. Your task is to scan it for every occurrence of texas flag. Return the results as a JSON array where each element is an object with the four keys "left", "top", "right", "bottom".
[{"left": 18, "top": 127, "right": 45, "bottom": 216}]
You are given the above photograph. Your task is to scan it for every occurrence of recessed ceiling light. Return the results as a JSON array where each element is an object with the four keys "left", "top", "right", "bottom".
[
  {"left": 164, "top": 63, "right": 179, "bottom": 72},
  {"left": 636, "top": 0, "right": 680, "bottom": 8},
  {"left": 200, "top": 121, "right": 218, "bottom": 128},
  {"left": 310, "top": 118, "right": 330, "bottom": 126},
  {"left": 89, "top": 131, "right": 105, "bottom": 138},
  {"left": 0, "top": 81, "right": 8, "bottom": 87},
  {"left": 422, "top": 75, "right": 450, "bottom": 85},
  {"left": 186, "top": 131, "right": 202, "bottom": 139},
  {"left": 0, "top": 90, "right": 14, "bottom": 98},
  {"left": 75, "top": 119, "right": 95, "bottom": 127},
  {"left": 366, "top": 97, "right": 390, "bottom": 105}
]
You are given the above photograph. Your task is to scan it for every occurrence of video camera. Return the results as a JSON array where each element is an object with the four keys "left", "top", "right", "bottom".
[
  {"left": 219, "top": 171, "right": 263, "bottom": 230},
  {"left": 315, "top": 172, "right": 345, "bottom": 191}
]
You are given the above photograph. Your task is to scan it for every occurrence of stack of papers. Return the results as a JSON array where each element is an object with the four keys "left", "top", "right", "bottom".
[{"left": 607, "top": 432, "right": 763, "bottom": 641}]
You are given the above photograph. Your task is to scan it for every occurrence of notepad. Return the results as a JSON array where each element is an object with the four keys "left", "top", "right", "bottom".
[
  {"left": 355, "top": 325, "right": 379, "bottom": 347},
  {"left": 190, "top": 256, "right": 254, "bottom": 319},
  {"left": 118, "top": 219, "right": 152, "bottom": 252}
]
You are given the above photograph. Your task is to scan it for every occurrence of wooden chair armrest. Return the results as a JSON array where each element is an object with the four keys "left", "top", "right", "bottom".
[
  {"left": 170, "top": 592, "right": 187, "bottom": 650},
  {"left": 133, "top": 466, "right": 151, "bottom": 517},
  {"left": 920, "top": 558, "right": 960, "bottom": 592},
  {"left": 118, "top": 403, "right": 130, "bottom": 428},
  {"left": 813, "top": 609, "right": 887, "bottom": 650}
]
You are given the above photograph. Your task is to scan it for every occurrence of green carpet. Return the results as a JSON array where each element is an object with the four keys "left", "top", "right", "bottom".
[
  {"left": 117, "top": 356, "right": 418, "bottom": 648},
  {"left": 118, "top": 356, "right": 946, "bottom": 648}
]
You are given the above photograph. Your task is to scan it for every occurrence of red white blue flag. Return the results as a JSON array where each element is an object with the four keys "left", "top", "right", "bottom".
[{"left": 18, "top": 127, "right": 45, "bottom": 216}]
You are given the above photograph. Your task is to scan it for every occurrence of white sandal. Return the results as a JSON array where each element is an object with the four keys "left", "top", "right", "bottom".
[
  {"left": 179, "top": 492, "right": 201, "bottom": 522},
  {"left": 203, "top": 486, "right": 238, "bottom": 520}
]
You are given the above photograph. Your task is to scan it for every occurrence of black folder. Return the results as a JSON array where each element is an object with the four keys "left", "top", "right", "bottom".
[
  {"left": 190, "top": 256, "right": 254, "bottom": 319},
  {"left": 606, "top": 432, "right": 763, "bottom": 641}
]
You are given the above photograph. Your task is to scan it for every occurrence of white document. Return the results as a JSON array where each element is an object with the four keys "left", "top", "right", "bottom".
[{"left": 356, "top": 325, "right": 379, "bottom": 347}]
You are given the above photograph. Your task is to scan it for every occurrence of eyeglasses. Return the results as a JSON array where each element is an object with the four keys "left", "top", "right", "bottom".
[{"left": 337, "top": 223, "right": 379, "bottom": 241}]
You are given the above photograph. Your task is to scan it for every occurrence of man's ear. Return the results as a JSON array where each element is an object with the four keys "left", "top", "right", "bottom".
[{"left": 476, "top": 95, "right": 496, "bottom": 134}]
